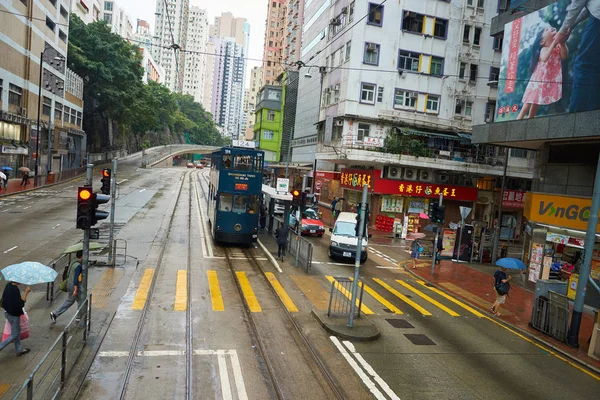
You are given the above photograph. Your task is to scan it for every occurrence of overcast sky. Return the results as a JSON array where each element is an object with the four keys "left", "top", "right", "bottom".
[{"left": 117, "top": 0, "right": 266, "bottom": 85}]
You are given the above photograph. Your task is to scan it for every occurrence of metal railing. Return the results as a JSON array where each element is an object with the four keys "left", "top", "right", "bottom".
[
  {"left": 46, "top": 253, "right": 71, "bottom": 303},
  {"left": 286, "top": 227, "right": 313, "bottom": 272},
  {"left": 327, "top": 277, "right": 364, "bottom": 317},
  {"left": 531, "top": 291, "right": 570, "bottom": 342},
  {"left": 12, "top": 295, "right": 92, "bottom": 400}
]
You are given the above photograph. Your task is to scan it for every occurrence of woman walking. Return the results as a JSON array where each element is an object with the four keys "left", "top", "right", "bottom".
[
  {"left": 0, "top": 282, "right": 31, "bottom": 356},
  {"left": 410, "top": 238, "right": 422, "bottom": 269},
  {"left": 491, "top": 267, "right": 512, "bottom": 316}
]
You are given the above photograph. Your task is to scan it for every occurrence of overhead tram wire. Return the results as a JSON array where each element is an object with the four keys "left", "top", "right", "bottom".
[{"left": 162, "top": 0, "right": 181, "bottom": 92}]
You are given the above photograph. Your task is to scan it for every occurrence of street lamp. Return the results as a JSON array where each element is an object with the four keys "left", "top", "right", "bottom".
[{"left": 35, "top": 50, "right": 65, "bottom": 185}]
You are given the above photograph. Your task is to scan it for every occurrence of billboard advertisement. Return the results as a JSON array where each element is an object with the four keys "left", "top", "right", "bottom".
[{"left": 496, "top": 0, "right": 598, "bottom": 122}]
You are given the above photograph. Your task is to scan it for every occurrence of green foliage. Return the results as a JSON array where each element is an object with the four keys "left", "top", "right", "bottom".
[
  {"left": 67, "top": 15, "right": 226, "bottom": 151},
  {"left": 382, "top": 129, "right": 434, "bottom": 157}
]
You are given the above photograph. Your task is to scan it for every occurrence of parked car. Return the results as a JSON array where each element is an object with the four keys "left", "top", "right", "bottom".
[
  {"left": 289, "top": 208, "right": 325, "bottom": 237},
  {"left": 186, "top": 162, "right": 194, "bottom": 168}
]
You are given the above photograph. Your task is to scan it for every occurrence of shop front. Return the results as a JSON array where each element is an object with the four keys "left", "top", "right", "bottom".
[
  {"left": 523, "top": 192, "right": 600, "bottom": 307},
  {"left": 0, "top": 119, "right": 28, "bottom": 171},
  {"left": 314, "top": 170, "right": 341, "bottom": 204},
  {"left": 500, "top": 190, "right": 526, "bottom": 240},
  {"left": 339, "top": 168, "right": 378, "bottom": 218}
]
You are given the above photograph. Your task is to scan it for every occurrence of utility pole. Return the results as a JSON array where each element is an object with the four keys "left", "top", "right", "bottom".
[
  {"left": 81, "top": 164, "right": 93, "bottom": 303},
  {"left": 567, "top": 154, "right": 600, "bottom": 347},
  {"left": 431, "top": 193, "right": 443, "bottom": 275},
  {"left": 295, "top": 175, "right": 306, "bottom": 266},
  {"left": 348, "top": 183, "right": 368, "bottom": 328},
  {"left": 491, "top": 148, "right": 510, "bottom": 263},
  {"left": 285, "top": 129, "right": 293, "bottom": 179},
  {"left": 107, "top": 158, "right": 117, "bottom": 266}
]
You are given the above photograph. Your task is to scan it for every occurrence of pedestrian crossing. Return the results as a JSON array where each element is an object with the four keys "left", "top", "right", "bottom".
[{"left": 128, "top": 268, "right": 485, "bottom": 319}]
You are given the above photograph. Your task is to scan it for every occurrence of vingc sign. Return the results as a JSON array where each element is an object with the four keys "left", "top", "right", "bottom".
[{"left": 524, "top": 192, "right": 600, "bottom": 231}]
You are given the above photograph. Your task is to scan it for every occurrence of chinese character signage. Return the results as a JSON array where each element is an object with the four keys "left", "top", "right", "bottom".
[
  {"left": 340, "top": 169, "right": 380, "bottom": 190},
  {"left": 497, "top": 0, "right": 597, "bottom": 122},
  {"left": 502, "top": 190, "right": 526, "bottom": 208},
  {"left": 373, "top": 178, "right": 478, "bottom": 202}
]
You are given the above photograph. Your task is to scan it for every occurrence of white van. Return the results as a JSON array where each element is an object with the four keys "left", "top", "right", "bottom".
[{"left": 328, "top": 212, "right": 370, "bottom": 263}]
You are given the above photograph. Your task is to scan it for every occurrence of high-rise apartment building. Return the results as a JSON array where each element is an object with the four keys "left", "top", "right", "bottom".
[
  {"left": 134, "top": 20, "right": 165, "bottom": 85},
  {"left": 283, "top": 0, "right": 304, "bottom": 66},
  {"left": 182, "top": 7, "right": 209, "bottom": 103},
  {"left": 102, "top": 1, "right": 133, "bottom": 40},
  {"left": 262, "top": 0, "right": 285, "bottom": 86},
  {"left": 243, "top": 66, "right": 263, "bottom": 139},
  {"left": 70, "top": 0, "right": 102, "bottom": 23},
  {"left": 153, "top": 0, "right": 190, "bottom": 93}
]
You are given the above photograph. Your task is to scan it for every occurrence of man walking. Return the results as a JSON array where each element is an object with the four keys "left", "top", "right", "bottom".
[
  {"left": 50, "top": 251, "right": 83, "bottom": 322},
  {"left": 0, "top": 282, "right": 31, "bottom": 356},
  {"left": 275, "top": 225, "right": 289, "bottom": 261}
]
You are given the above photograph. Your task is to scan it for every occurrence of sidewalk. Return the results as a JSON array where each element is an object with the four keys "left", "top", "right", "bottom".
[
  {"left": 0, "top": 167, "right": 87, "bottom": 198},
  {"left": 406, "top": 257, "right": 600, "bottom": 372}
]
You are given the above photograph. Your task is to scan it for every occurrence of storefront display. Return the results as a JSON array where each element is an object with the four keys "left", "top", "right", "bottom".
[
  {"left": 381, "top": 196, "right": 403, "bottom": 213},
  {"left": 406, "top": 214, "right": 420, "bottom": 235},
  {"left": 314, "top": 171, "right": 341, "bottom": 203},
  {"left": 529, "top": 243, "right": 544, "bottom": 282},
  {"left": 441, "top": 229, "right": 456, "bottom": 257},
  {"left": 452, "top": 224, "right": 474, "bottom": 262}
]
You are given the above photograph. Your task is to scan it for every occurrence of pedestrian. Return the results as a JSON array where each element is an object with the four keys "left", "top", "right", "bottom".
[
  {"left": 411, "top": 238, "right": 422, "bottom": 269},
  {"left": 330, "top": 197, "right": 338, "bottom": 219},
  {"left": 0, "top": 281, "right": 31, "bottom": 356},
  {"left": 312, "top": 194, "right": 318, "bottom": 207},
  {"left": 275, "top": 225, "right": 288, "bottom": 261},
  {"left": 259, "top": 203, "right": 267, "bottom": 231},
  {"left": 435, "top": 236, "right": 444, "bottom": 265},
  {"left": 50, "top": 251, "right": 83, "bottom": 323},
  {"left": 491, "top": 267, "right": 512, "bottom": 316},
  {"left": 334, "top": 198, "right": 343, "bottom": 220},
  {"left": 3, "top": 171, "right": 7, "bottom": 190},
  {"left": 20, "top": 171, "right": 29, "bottom": 188}
]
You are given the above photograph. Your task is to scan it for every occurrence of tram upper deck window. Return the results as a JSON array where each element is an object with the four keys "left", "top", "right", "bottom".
[
  {"left": 223, "top": 154, "right": 232, "bottom": 169},
  {"left": 254, "top": 153, "right": 263, "bottom": 172},
  {"left": 247, "top": 195, "right": 259, "bottom": 214},
  {"left": 234, "top": 155, "right": 253, "bottom": 171},
  {"left": 233, "top": 195, "right": 246, "bottom": 213},
  {"left": 219, "top": 193, "right": 233, "bottom": 212}
]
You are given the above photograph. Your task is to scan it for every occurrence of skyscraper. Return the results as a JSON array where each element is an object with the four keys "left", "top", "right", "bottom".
[
  {"left": 243, "top": 66, "right": 263, "bottom": 139},
  {"left": 183, "top": 7, "right": 208, "bottom": 103},
  {"left": 153, "top": 0, "right": 190, "bottom": 93},
  {"left": 262, "top": 0, "right": 284, "bottom": 86}
]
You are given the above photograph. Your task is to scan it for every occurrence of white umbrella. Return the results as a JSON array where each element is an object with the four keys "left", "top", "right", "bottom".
[{"left": 0, "top": 171, "right": 6, "bottom": 180}]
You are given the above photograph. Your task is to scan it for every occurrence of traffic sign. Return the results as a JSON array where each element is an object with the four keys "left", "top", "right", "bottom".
[
  {"left": 315, "top": 180, "right": 322, "bottom": 190},
  {"left": 276, "top": 178, "right": 289, "bottom": 193}
]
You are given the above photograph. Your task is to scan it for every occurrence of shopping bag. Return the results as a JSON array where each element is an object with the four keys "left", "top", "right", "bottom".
[
  {"left": 20, "top": 312, "right": 30, "bottom": 340},
  {"left": 2, "top": 319, "right": 10, "bottom": 342}
]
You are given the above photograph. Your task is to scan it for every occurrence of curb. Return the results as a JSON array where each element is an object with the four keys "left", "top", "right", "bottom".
[
  {"left": 399, "top": 261, "right": 600, "bottom": 376},
  {"left": 311, "top": 310, "right": 380, "bottom": 342},
  {"left": 257, "top": 238, "right": 282, "bottom": 273}
]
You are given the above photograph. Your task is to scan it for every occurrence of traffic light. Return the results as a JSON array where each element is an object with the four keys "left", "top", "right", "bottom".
[
  {"left": 77, "top": 186, "right": 93, "bottom": 229},
  {"left": 431, "top": 203, "right": 446, "bottom": 224},
  {"left": 92, "top": 193, "right": 110, "bottom": 226},
  {"left": 292, "top": 189, "right": 301, "bottom": 206},
  {"left": 101, "top": 168, "right": 111, "bottom": 195},
  {"left": 300, "top": 192, "right": 307, "bottom": 213}
]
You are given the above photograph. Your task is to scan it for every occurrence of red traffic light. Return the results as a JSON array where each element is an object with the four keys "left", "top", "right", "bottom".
[{"left": 102, "top": 169, "right": 110, "bottom": 178}]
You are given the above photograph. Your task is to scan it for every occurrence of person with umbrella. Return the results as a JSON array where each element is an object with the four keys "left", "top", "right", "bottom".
[
  {"left": 0, "top": 281, "right": 31, "bottom": 356},
  {"left": 0, "top": 170, "right": 6, "bottom": 193},
  {"left": 491, "top": 266, "right": 512, "bottom": 317},
  {"left": 1, "top": 167, "right": 11, "bottom": 190},
  {"left": 50, "top": 251, "right": 83, "bottom": 323},
  {"left": 411, "top": 238, "right": 423, "bottom": 269},
  {"left": 19, "top": 167, "right": 30, "bottom": 188}
]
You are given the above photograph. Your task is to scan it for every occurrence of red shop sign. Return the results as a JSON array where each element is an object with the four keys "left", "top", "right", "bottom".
[
  {"left": 373, "top": 178, "right": 478, "bottom": 202},
  {"left": 315, "top": 171, "right": 340, "bottom": 180},
  {"left": 502, "top": 190, "right": 526, "bottom": 208},
  {"left": 340, "top": 169, "right": 381, "bottom": 190}
]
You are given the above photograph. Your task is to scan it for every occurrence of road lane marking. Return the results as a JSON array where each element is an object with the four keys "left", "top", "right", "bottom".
[
  {"left": 23, "top": 206, "right": 31, "bottom": 210},
  {"left": 194, "top": 177, "right": 214, "bottom": 258},
  {"left": 265, "top": 272, "right": 298, "bottom": 312},
  {"left": 174, "top": 270, "right": 187, "bottom": 311},
  {"left": 139, "top": 188, "right": 146, "bottom": 192},
  {"left": 437, "top": 282, "right": 513, "bottom": 316},
  {"left": 325, "top": 276, "right": 374, "bottom": 315},
  {"left": 207, "top": 270, "right": 224, "bottom": 311},
  {"left": 52, "top": 223, "right": 60, "bottom": 229},
  {"left": 217, "top": 350, "right": 233, "bottom": 399},
  {"left": 117, "top": 179, "right": 128, "bottom": 184},
  {"left": 396, "top": 280, "right": 459, "bottom": 317},
  {"left": 350, "top": 279, "right": 402, "bottom": 314},
  {"left": 236, "top": 272, "right": 261, "bottom": 312},
  {"left": 342, "top": 340, "right": 401, "bottom": 400},
  {"left": 372, "top": 278, "right": 431, "bottom": 316},
  {"left": 330, "top": 336, "right": 387, "bottom": 400},
  {"left": 3, "top": 246, "right": 18, "bottom": 254},
  {"left": 290, "top": 275, "right": 330, "bottom": 311},
  {"left": 131, "top": 269, "right": 154, "bottom": 310},
  {"left": 229, "top": 349, "right": 249, "bottom": 400},
  {"left": 416, "top": 280, "right": 484, "bottom": 318}
]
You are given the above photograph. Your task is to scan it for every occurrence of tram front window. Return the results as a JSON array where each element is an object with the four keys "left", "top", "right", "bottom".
[
  {"left": 219, "top": 193, "right": 233, "bottom": 212},
  {"left": 233, "top": 195, "right": 246, "bottom": 213},
  {"left": 247, "top": 195, "right": 259, "bottom": 214},
  {"left": 223, "top": 154, "right": 232, "bottom": 169},
  {"left": 234, "top": 155, "right": 253, "bottom": 171},
  {"left": 254, "top": 154, "right": 263, "bottom": 172}
]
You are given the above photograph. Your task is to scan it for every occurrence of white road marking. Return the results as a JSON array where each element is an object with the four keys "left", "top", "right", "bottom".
[
  {"left": 329, "top": 336, "right": 386, "bottom": 400},
  {"left": 117, "top": 179, "right": 128, "bottom": 185},
  {"left": 342, "top": 340, "right": 400, "bottom": 400},
  {"left": 139, "top": 188, "right": 146, "bottom": 193},
  {"left": 193, "top": 178, "right": 214, "bottom": 258},
  {"left": 23, "top": 206, "right": 31, "bottom": 210},
  {"left": 218, "top": 350, "right": 233, "bottom": 400},
  {"left": 3, "top": 246, "right": 18, "bottom": 254},
  {"left": 229, "top": 349, "right": 248, "bottom": 400},
  {"left": 52, "top": 224, "right": 60, "bottom": 230}
]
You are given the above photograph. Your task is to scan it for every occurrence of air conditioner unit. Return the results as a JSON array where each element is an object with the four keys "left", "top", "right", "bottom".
[
  {"left": 419, "top": 169, "right": 432, "bottom": 182},
  {"left": 366, "top": 43, "right": 378, "bottom": 52},
  {"left": 330, "top": 17, "right": 341, "bottom": 26},
  {"left": 458, "top": 99, "right": 466, "bottom": 105},
  {"left": 385, "top": 166, "right": 402, "bottom": 179},
  {"left": 437, "top": 172, "right": 449, "bottom": 183},
  {"left": 403, "top": 168, "right": 417, "bottom": 180},
  {"left": 341, "top": 6, "right": 348, "bottom": 14},
  {"left": 324, "top": 88, "right": 331, "bottom": 93},
  {"left": 334, "top": 120, "right": 344, "bottom": 126},
  {"left": 333, "top": 84, "right": 340, "bottom": 91},
  {"left": 409, "top": 92, "right": 418, "bottom": 98},
  {"left": 18, "top": 108, "right": 27, "bottom": 116}
]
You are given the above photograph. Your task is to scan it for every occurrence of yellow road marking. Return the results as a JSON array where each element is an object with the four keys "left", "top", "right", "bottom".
[
  {"left": 265, "top": 272, "right": 298, "bottom": 312},
  {"left": 438, "top": 282, "right": 513, "bottom": 316},
  {"left": 396, "top": 280, "right": 459, "bottom": 316},
  {"left": 350, "top": 278, "right": 403, "bottom": 314},
  {"left": 416, "top": 280, "right": 484, "bottom": 317},
  {"left": 325, "top": 276, "right": 374, "bottom": 315},
  {"left": 207, "top": 270, "right": 224, "bottom": 311},
  {"left": 131, "top": 269, "right": 154, "bottom": 310},
  {"left": 0, "top": 383, "right": 10, "bottom": 396},
  {"left": 236, "top": 272, "right": 262, "bottom": 312},
  {"left": 290, "top": 275, "right": 330, "bottom": 310},
  {"left": 174, "top": 270, "right": 187, "bottom": 311},
  {"left": 373, "top": 278, "right": 432, "bottom": 316}
]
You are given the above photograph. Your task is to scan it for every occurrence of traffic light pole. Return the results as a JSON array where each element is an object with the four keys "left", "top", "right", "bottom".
[
  {"left": 431, "top": 194, "right": 443, "bottom": 275},
  {"left": 107, "top": 159, "right": 117, "bottom": 266},
  {"left": 81, "top": 164, "right": 93, "bottom": 303},
  {"left": 349, "top": 183, "right": 368, "bottom": 328},
  {"left": 295, "top": 175, "right": 306, "bottom": 267}
]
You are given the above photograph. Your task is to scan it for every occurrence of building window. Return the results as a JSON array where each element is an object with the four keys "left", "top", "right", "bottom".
[
  {"left": 474, "top": 27, "right": 482, "bottom": 46},
  {"left": 0, "top": 79, "right": 2, "bottom": 102},
  {"left": 363, "top": 42, "right": 380, "bottom": 65},
  {"left": 345, "top": 41, "right": 351, "bottom": 62},
  {"left": 360, "top": 83, "right": 376, "bottom": 104},
  {"left": 510, "top": 148, "right": 528, "bottom": 158},
  {"left": 104, "top": 1, "right": 113, "bottom": 11},
  {"left": 477, "top": 0, "right": 484, "bottom": 7},
  {"left": 54, "top": 102, "right": 63, "bottom": 121},
  {"left": 267, "top": 110, "right": 275, "bottom": 121},
  {"left": 357, "top": 123, "right": 370, "bottom": 141},
  {"left": 104, "top": 14, "right": 112, "bottom": 24},
  {"left": 60, "top": 6, "right": 68, "bottom": 19},
  {"left": 77, "top": 111, "right": 82, "bottom": 127},
  {"left": 377, "top": 87, "right": 384, "bottom": 102},
  {"left": 42, "top": 97, "right": 51, "bottom": 116},
  {"left": 49, "top": 0, "right": 57, "bottom": 8},
  {"left": 463, "top": 25, "right": 471, "bottom": 43},
  {"left": 489, "top": 66, "right": 500, "bottom": 82},
  {"left": 8, "top": 84, "right": 22, "bottom": 107},
  {"left": 367, "top": 3, "right": 383, "bottom": 26},
  {"left": 455, "top": 99, "right": 464, "bottom": 114},
  {"left": 426, "top": 95, "right": 440, "bottom": 112},
  {"left": 63, "top": 106, "right": 70, "bottom": 122},
  {"left": 394, "top": 89, "right": 416, "bottom": 108},
  {"left": 339, "top": 46, "right": 345, "bottom": 64},
  {"left": 59, "top": 30, "right": 67, "bottom": 43},
  {"left": 465, "top": 102, "right": 473, "bottom": 117},
  {"left": 485, "top": 101, "right": 496, "bottom": 122},
  {"left": 433, "top": 19, "right": 448, "bottom": 38},
  {"left": 398, "top": 50, "right": 419, "bottom": 72},
  {"left": 70, "top": 108, "right": 77, "bottom": 125},
  {"left": 402, "top": 12, "right": 423, "bottom": 34},
  {"left": 467, "top": 0, "right": 474, "bottom": 5},
  {"left": 459, "top": 62, "right": 467, "bottom": 79},
  {"left": 263, "top": 130, "right": 274, "bottom": 140},
  {"left": 349, "top": 2, "right": 355, "bottom": 22},
  {"left": 46, "top": 16, "right": 56, "bottom": 32},
  {"left": 430, "top": 57, "right": 443, "bottom": 76},
  {"left": 493, "top": 34, "right": 503, "bottom": 51},
  {"left": 469, "top": 64, "right": 478, "bottom": 82}
]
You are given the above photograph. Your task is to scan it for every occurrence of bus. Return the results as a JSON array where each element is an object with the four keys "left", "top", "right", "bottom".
[{"left": 207, "top": 146, "right": 264, "bottom": 244}]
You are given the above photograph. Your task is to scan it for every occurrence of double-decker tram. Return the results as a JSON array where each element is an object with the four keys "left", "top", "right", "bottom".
[{"left": 207, "top": 145, "right": 264, "bottom": 244}]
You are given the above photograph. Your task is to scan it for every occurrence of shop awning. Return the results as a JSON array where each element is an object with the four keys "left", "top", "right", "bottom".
[
  {"left": 457, "top": 133, "right": 473, "bottom": 143},
  {"left": 396, "top": 128, "right": 460, "bottom": 141}
]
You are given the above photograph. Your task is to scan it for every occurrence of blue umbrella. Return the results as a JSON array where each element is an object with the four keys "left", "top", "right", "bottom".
[
  {"left": 1, "top": 166, "right": 13, "bottom": 171},
  {"left": 495, "top": 258, "right": 527, "bottom": 270},
  {"left": 1, "top": 262, "right": 58, "bottom": 285}
]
